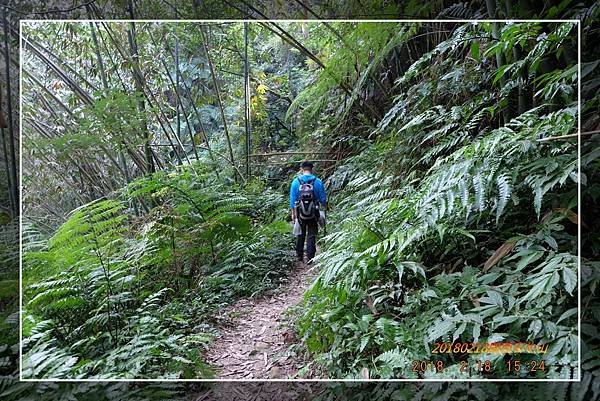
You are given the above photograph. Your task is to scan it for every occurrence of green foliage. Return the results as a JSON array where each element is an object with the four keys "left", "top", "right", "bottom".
[
  {"left": 286, "top": 22, "right": 414, "bottom": 125},
  {"left": 3, "top": 0, "right": 599, "bottom": 397},
  {"left": 22, "top": 164, "right": 294, "bottom": 379},
  {"left": 16, "top": 16, "right": 596, "bottom": 388},
  {"left": 297, "top": 21, "right": 581, "bottom": 380}
]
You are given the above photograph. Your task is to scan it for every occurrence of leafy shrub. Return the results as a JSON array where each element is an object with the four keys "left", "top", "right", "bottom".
[
  {"left": 297, "top": 21, "right": 582, "bottom": 379},
  {"left": 22, "top": 165, "right": 295, "bottom": 379}
]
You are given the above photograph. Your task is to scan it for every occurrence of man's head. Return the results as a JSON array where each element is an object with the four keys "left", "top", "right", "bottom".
[{"left": 300, "top": 161, "right": 314, "bottom": 173}]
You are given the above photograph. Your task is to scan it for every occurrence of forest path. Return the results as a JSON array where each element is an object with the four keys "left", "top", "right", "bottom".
[{"left": 204, "top": 260, "right": 317, "bottom": 379}]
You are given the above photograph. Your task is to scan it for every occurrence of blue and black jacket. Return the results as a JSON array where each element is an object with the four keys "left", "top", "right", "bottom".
[{"left": 289, "top": 173, "right": 327, "bottom": 209}]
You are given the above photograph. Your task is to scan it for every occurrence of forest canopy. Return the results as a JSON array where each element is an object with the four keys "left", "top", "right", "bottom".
[{"left": 17, "top": 19, "right": 591, "bottom": 381}]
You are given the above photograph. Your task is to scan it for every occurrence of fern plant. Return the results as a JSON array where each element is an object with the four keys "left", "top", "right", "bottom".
[
  {"left": 22, "top": 161, "right": 296, "bottom": 379},
  {"left": 297, "top": 21, "right": 580, "bottom": 380}
]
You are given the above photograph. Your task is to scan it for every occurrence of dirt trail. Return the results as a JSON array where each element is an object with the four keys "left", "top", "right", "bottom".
[{"left": 204, "top": 261, "right": 317, "bottom": 379}]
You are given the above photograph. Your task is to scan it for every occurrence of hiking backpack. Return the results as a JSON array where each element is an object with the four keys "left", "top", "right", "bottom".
[{"left": 295, "top": 176, "right": 318, "bottom": 222}]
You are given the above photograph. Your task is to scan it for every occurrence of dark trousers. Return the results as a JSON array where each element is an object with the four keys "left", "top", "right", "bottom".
[{"left": 296, "top": 219, "right": 318, "bottom": 261}]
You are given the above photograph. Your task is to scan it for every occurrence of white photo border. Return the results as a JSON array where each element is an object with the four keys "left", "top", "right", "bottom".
[{"left": 18, "top": 18, "right": 582, "bottom": 383}]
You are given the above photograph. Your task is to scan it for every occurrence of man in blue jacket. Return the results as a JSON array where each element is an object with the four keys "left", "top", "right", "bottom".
[{"left": 290, "top": 161, "right": 327, "bottom": 263}]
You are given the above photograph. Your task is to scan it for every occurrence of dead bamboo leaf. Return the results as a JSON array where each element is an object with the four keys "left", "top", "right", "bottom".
[
  {"left": 194, "top": 390, "right": 213, "bottom": 401},
  {"left": 483, "top": 240, "right": 516, "bottom": 271},
  {"left": 554, "top": 208, "right": 587, "bottom": 228},
  {"left": 365, "top": 296, "right": 378, "bottom": 316}
]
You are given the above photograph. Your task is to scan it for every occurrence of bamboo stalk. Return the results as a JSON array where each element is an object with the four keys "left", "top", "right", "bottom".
[
  {"left": 200, "top": 25, "right": 239, "bottom": 182},
  {"left": 21, "top": 36, "right": 94, "bottom": 106},
  {"left": 96, "top": 17, "right": 166, "bottom": 172},
  {"left": 0, "top": 125, "right": 13, "bottom": 214},
  {"left": 24, "top": 125, "right": 103, "bottom": 200},
  {"left": 88, "top": 17, "right": 135, "bottom": 193},
  {"left": 175, "top": 35, "right": 181, "bottom": 158},
  {"left": 22, "top": 30, "right": 99, "bottom": 93},
  {"left": 538, "top": 131, "right": 599, "bottom": 142},
  {"left": 244, "top": 21, "right": 251, "bottom": 179},
  {"left": 253, "top": 159, "right": 338, "bottom": 164},
  {"left": 2, "top": 8, "right": 19, "bottom": 216},
  {"left": 88, "top": 19, "right": 109, "bottom": 89},
  {"left": 28, "top": 118, "right": 116, "bottom": 190},
  {"left": 22, "top": 70, "right": 74, "bottom": 117},
  {"left": 258, "top": 21, "right": 382, "bottom": 121},
  {"left": 158, "top": 36, "right": 220, "bottom": 178},
  {"left": 164, "top": 34, "right": 200, "bottom": 161},
  {"left": 127, "top": 16, "right": 154, "bottom": 175},
  {"left": 96, "top": 21, "right": 186, "bottom": 166},
  {"left": 249, "top": 151, "right": 341, "bottom": 157}
]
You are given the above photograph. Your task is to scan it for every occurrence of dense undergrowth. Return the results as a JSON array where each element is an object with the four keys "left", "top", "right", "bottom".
[
  {"left": 21, "top": 166, "right": 294, "bottom": 379},
  {"left": 296, "top": 21, "right": 593, "bottom": 380},
  {"left": 0, "top": 0, "right": 598, "bottom": 399},
  {"left": 4, "top": 11, "right": 598, "bottom": 401}
]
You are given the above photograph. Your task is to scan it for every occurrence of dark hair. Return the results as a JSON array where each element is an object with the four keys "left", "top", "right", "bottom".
[{"left": 301, "top": 161, "right": 314, "bottom": 170}]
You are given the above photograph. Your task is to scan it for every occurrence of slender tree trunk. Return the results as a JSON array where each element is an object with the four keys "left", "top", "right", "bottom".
[
  {"left": 200, "top": 26, "right": 239, "bottom": 182},
  {"left": 98, "top": 20, "right": 186, "bottom": 167},
  {"left": 88, "top": 17, "right": 142, "bottom": 212},
  {"left": 89, "top": 20, "right": 133, "bottom": 183},
  {"left": 146, "top": 32, "right": 192, "bottom": 166},
  {"left": 174, "top": 37, "right": 200, "bottom": 162},
  {"left": 1, "top": 78, "right": 14, "bottom": 214},
  {"left": 88, "top": 20, "right": 109, "bottom": 89},
  {"left": 505, "top": 0, "right": 530, "bottom": 115},
  {"left": 485, "top": 0, "right": 510, "bottom": 123},
  {"left": 26, "top": 119, "right": 113, "bottom": 195},
  {"left": 21, "top": 36, "right": 132, "bottom": 182},
  {"left": 23, "top": 126, "right": 97, "bottom": 202},
  {"left": 2, "top": 8, "right": 18, "bottom": 217},
  {"left": 0, "top": 84, "right": 5, "bottom": 129},
  {"left": 22, "top": 71, "right": 74, "bottom": 117},
  {"left": 97, "top": 22, "right": 186, "bottom": 167},
  {"left": 165, "top": 51, "right": 220, "bottom": 178},
  {"left": 21, "top": 36, "right": 95, "bottom": 106},
  {"left": 126, "top": 16, "right": 154, "bottom": 174},
  {"left": 513, "top": 44, "right": 529, "bottom": 115},
  {"left": 0, "top": 125, "right": 13, "bottom": 214},
  {"left": 244, "top": 22, "right": 251, "bottom": 179},
  {"left": 175, "top": 37, "right": 181, "bottom": 157},
  {"left": 21, "top": 31, "right": 99, "bottom": 92}
]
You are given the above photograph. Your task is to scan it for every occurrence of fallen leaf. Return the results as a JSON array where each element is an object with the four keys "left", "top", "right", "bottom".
[
  {"left": 484, "top": 240, "right": 516, "bottom": 271},
  {"left": 365, "top": 296, "right": 378, "bottom": 315},
  {"left": 554, "top": 208, "right": 587, "bottom": 228}
]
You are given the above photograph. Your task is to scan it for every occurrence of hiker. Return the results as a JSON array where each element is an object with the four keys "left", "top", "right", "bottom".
[{"left": 290, "top": 161, "right": 327, "bottom": 263}]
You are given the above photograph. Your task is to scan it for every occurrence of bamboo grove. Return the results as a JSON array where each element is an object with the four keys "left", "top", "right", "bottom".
[{"left": 0, "top": 0, "right": 596, "bottom": 399}]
